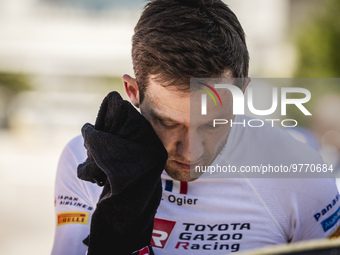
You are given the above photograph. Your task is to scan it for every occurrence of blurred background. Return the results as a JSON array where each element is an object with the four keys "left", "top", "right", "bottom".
[{"left": 0, "top": 0, "right": 339, "bottom": 254}]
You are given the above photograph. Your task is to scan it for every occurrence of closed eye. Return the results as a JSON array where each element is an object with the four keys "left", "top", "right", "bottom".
[{"left": 159, "top": 119, "right": 179, "bottom": 129}]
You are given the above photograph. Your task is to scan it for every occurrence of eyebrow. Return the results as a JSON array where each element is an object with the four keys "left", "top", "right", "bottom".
[
  {"left": 149, "top": 109, "right": 178, "bottom": 123},
  {"left": 198, "top": 112, "right": 232, "bottom": 126},
  {"left": 149, "top": 109, "right": 231, "bottom": 126}
]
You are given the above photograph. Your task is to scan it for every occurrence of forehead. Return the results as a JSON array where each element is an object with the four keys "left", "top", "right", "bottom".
[
  {"left": 142, "top": 76, "right": 234, "bottom": 124},
  {"left": 143, "top": 77, "right": 190, "bottom": 118}
]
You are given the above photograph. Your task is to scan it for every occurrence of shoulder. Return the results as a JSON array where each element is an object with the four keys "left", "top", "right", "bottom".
[
  {"left": 235, "top": 115, "right": 324, "bottom": 165},
  {"left": 248, "top": 177, "right": 340, "bottom": 241},
  {"left": 57, "top": 135, "right": 86, "bottom": 173},
  {"left": 245, "top": 177, "right": 340, "bottom": 242},
  {"left": 55, "top": 135, "right": 102, "bottom": 205},
  {"left": 249, "top": 177, "right": 338, "bottom": 201},
  {"left": 61, "top": 135, "right": 86, "bottom": 159}
]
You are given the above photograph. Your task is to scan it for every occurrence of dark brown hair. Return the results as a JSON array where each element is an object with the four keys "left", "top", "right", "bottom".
[{"left": 132, "top": 0, "right": 249, "bottom": 102}]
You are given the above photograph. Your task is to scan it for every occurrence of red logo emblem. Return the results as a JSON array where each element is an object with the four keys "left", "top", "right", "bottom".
[
  {"left": 151, "top": 218, "right": 176, "bottom": 249},
  {"left": 138, "top": 246, "right": 150, "bottom": 255}
]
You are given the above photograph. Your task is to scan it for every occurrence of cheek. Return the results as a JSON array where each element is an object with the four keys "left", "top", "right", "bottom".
[
  {"left": 152, "top": 126, "right": 177, "bottom": 150},
  {"left": 201, "top": 128, "right": 230, "bottom": 154},
  {"left": 201, "top": 138, "right": 219, "bottom": 156}
]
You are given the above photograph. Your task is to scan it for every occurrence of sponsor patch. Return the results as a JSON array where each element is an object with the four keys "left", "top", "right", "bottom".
[
  {"left": 321, "top": 206, "right": 340, "bottom": 232},
  {"left": 328, "top": 225, "right": 340, "bottom": 239},
  {"left": 56, "top": 195, "right": 94, "bottom": 211},
  {"left": 57, "top": 212, "right": 89, "bottom": 226},
  {"left": 314, "top": 194, "right": 340, "bottom": 222},
  {"left": 151, "top": 218, "right": 176, "bottom": 249}
]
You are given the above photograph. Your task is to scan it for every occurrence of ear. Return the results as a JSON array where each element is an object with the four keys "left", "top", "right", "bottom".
[
  {"left": 122, "top": 74, "right": 140, "bottom": 108},
  {"left": 242, "top": 77, "right": 251, "bottom": 93}
]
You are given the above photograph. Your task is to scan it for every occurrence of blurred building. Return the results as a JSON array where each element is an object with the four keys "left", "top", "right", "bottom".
[
  {"left": 0, "top": 0, "right": 142, "bottom": 76},
  {"left": 0, "top": 0, "right": 326, "bottom": 77},
  {"left": 0, "top": 0, "right": 300, "bottom": 77}
]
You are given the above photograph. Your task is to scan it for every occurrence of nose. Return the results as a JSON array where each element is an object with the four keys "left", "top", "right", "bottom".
[{"left": 176, "top": 129, "right": 204, "bottom": 163}]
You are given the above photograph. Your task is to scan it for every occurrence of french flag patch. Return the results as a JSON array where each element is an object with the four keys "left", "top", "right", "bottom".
[{"left": 165, "top": 180, "right": 188, "bottom": 194}]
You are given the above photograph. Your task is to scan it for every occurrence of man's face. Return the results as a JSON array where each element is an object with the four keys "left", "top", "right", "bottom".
[{"left": 140, "top": 76, "right": 234, "bottom": 182}]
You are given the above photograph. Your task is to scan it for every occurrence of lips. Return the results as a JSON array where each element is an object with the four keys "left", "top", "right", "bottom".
[
  {"left": 173, "top": 161, "right": 200, "bottom": 172},
  {"left": 174, "top": 161, "right": 190, "bottom": 170}
]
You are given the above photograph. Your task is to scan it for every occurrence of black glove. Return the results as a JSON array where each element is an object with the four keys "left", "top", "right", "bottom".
[{"left": 77, "top": 91, "right": 168, "bottom": 255}]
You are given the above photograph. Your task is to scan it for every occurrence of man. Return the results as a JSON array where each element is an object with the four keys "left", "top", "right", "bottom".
[{"left": 51, "top": 0, "right": 340, "bottom": 254}]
